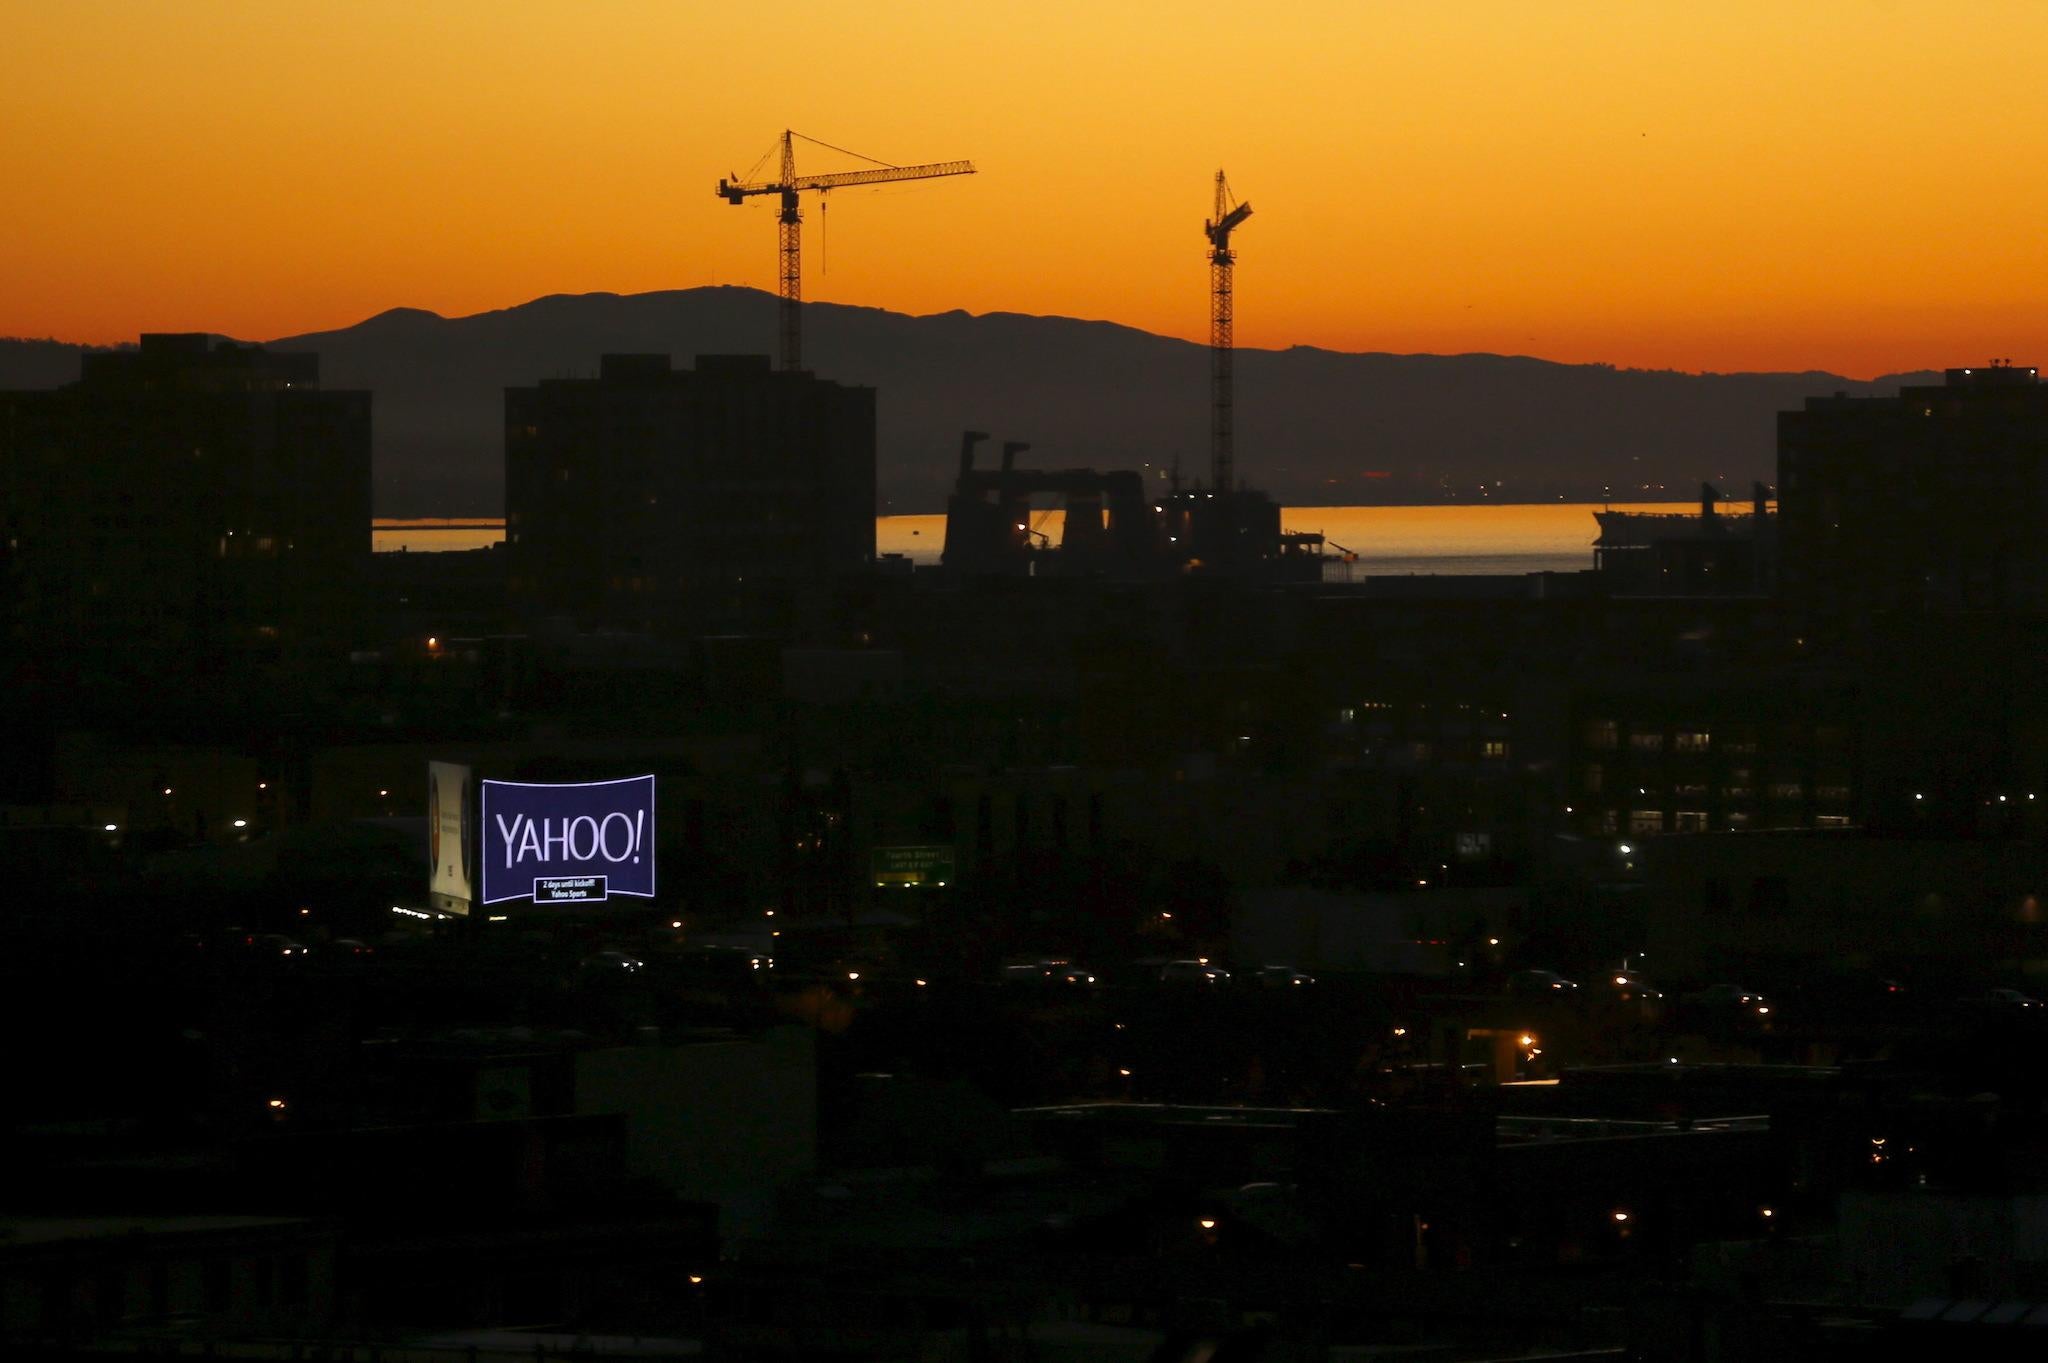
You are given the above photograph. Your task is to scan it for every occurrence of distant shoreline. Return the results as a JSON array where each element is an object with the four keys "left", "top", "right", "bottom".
[{"left": 374, "top": 495, "right": 1737, "bottom": 525}]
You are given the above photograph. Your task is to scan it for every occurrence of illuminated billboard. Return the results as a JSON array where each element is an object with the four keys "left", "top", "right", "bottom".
[
  {"left": 480, "top": 775, "right": 656, "bottom": 905},
  {"left": 427, "top": 761, "right": 474, "bottom": 915}
]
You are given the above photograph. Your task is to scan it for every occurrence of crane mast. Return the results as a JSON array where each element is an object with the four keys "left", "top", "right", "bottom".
[
  {"left": 719, "top": 131, "right": 976, "bottom": 372},
  {"left": 777, "top": 133, "right": 801, "bottom": 375},
  {"left": 1205, "top": 171, "right": 1252, "bottom": 494}
]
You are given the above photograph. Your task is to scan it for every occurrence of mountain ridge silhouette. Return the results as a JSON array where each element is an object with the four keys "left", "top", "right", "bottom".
[{"left": 2, "top": 287, "right": 1930, "bottom": 516}]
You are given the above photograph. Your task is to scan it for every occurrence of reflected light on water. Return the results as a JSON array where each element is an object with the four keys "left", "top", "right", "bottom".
[
  {"left": 371, "top": 519, "right": 507, "bottom": 553},
  {"left": 878, "top": 502, "right": 1686, "bottom": 577}
]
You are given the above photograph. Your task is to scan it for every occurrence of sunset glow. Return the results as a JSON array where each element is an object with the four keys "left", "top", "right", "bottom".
[{"left": 6, "top": 1, "right": 2047, "bottom": 376}]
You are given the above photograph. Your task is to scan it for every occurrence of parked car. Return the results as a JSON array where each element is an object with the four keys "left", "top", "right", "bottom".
[
  {"left": 1506, "top": 969, "right": 1577, "bottom": 995},
  {"left": 1604, "top": 969, "right": 1662, "bottom": 1000},
  {"left": 1971, "top": 987, "right": 2042, "bottom": 1011},
  {"left": 1002, "top": 959, "right": 1096, "bottom": 986},
  {"left": 1160, "top": 960, "right": 1231, "bottom": 985},
  {"left": 677, "top": 944, "right": 775, "bottom": 984},
  {"left": 1684, "top": 983, "right": 1773, "bottom": 1017}
]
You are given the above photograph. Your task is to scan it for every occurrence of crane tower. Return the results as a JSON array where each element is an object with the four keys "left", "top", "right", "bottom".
[
  {"left": 719, "top": 131, "right": 975, "bottom": 371},
  {"left": 1205, "top": 170, "right": 1253, "bottom": 494}
]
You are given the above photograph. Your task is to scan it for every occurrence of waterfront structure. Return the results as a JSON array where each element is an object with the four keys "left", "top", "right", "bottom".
[
  {"left": 0, "top": 333, "right": 371, "bottom": 671},
  {"left": 938, "top": 430, "right": 1323, "bottom": 579},
  {"left": 504, "top": 353, "right": 875, "bottom": 627},
  {"left": 1593, "top": 482, "right": 1774, "bottom": 596}
]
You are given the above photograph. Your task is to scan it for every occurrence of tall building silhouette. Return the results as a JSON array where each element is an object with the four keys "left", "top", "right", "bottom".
[
  {"left": 1779, "top": 363, "right": 2048, "bottom": 827},
  {"left": 504, "top": 353, "right": 874, "bottom": 627},
  {"left": 0, "top": 334, "right": 371, "bottom": 674},
  {"left": 1779, "top": 363, "right": 2048, "bottom": 623}
]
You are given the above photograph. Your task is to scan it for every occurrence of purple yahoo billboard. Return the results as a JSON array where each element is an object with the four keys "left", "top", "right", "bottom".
[{"left": 480, "top": 776, "right": 656, "bottom": 905}]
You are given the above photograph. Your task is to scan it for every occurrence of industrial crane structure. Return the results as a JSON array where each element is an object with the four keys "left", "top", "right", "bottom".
[
  {"left": 1205, "top": 170, "right": 1253, "bottom": 494},
  {"left": 718, "top": 130, "right": 975, "bottom": 372},
  {"left": 937, "top": 168, "right": 1324, "bottom": 581}
]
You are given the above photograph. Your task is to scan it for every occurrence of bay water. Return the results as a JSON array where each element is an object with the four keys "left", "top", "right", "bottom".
[{"left": 374, "top": 502, "right": 1687, "bottom": 577}]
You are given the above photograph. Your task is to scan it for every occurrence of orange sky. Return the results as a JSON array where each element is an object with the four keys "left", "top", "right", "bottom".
[{"left": 5, "top": 1, "right": 2047, "bottom": 377}]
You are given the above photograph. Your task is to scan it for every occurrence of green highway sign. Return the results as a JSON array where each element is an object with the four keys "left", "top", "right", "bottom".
[{"left": 871, "top": 845, "right": 955, "bottom": 888}]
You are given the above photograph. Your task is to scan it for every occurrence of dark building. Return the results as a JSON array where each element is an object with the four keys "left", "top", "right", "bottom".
[
  {"left": 0, "top": 333, "right": 371, "bottom": 673},
  {"left": 1779, "top": 362, "right": 2048, "bottom": 624},
  {"left": 504, "top": 354, "right": 875, "bottom": 628},
  {"left": 1772, "top": 364, "right": 2048, "bottom": 827},
  {"left": 1643, "top": 827, "right": 2048, "bottom": 984},
  {"left": 1566, "top": 669, "right": 1863, "bottom": 839}
]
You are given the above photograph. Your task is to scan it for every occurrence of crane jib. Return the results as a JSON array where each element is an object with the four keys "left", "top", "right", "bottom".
[
  {"left": 717, "top": 161, "right": 975, "bottom": 198},
  {"left": 715, "top": 134, "right": 975, "bottom": 372}
]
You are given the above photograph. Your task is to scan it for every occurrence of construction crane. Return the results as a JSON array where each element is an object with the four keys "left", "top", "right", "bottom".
[
  {"left": 718, "top": 130, "right": 975, "bottom": 372},
  {"left": 1204, "top": 170, "right": 1252, "bottom": 494}
]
